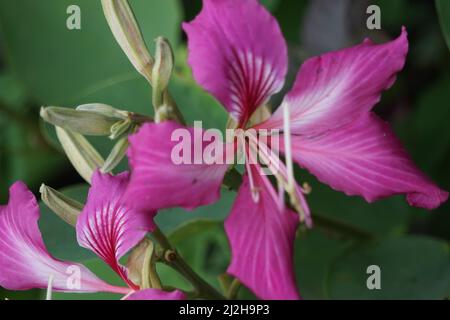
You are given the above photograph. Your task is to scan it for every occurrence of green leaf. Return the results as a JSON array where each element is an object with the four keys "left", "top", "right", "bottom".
[
  {"left": 0, "top": 0, "right": 182, "bottom": 106},
  {"left": 436, "top": 0, "right": 450, "bottom": 51},
  {"left": 171, "top": 46, "right": 228, "bottom": 130},
  {"left": 155, "top": 189, "right": 235, "bottom": 233},
  {"left": 169, "top": 219, "right": 221, "bottom": 244},
  {"left": 295, "top": 230, "right": 353, "bottom": 299},
  {"left": 4, "top": 123, "right": 65, "bottom": 190},
  {"left": 326, "top": 236, "right": 450, "bottom": 299},
  {"left": 0, "top": 71, "right": 27, "bottom": 108},
  {"left": 161, "top": 219, "right": 230, "bottom": 291},
  {"left": 260, "top": 0, "right": 280, "bottom": 12},
  {"left": 303, "top": 172, "right": 411, "bottom": 236},
  {"left": 406, "top": 72, "right": 450, "bottom": 176}
]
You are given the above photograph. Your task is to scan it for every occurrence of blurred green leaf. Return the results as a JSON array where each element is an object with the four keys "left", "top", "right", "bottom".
[
  {"left": 0, "top": 288, "right": 43, "bottom": 300},
  {"left": 0, "top": 0, "right": 181, "bottom": 107},
  {"left": 436, "top": 0, "right": 450, "bottom": 51},
  {"left": 295, "top": 230, "right": 353, "bottom": 299},
  {"left": 327, "top": 236, "right": 450, "bottom": 299},
  {"left": 164, "top": 219, "right": 230, "bottom": 291},
  {"left": 273, "top": 0, "right": 307, "bottom": 44},
  {"left": 4, "top": 123, "right": 65, "bottom": 189},
  {"left": 0, "top": 71, "right": 27, "bottom": 108},
  {"left": 172, "top": 46, "right": 228, "bottom": 130},
  {"left": 302, "top": 172, "right": 411, "bottom": 236},
  {"left": 407, "top": 72, "right": 450, "bottom": 176},
  {"left": 156, "top": 189, "right": 234, "bottom": 233},
  {"left": 260, "top": 0, "right": 280, "bottom": 12},
  {"left": 169, "top": 219, "right": 221, "bottom": 244}
]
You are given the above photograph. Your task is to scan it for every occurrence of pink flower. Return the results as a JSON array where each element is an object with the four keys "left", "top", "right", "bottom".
[
  {"left": 0, "top": 172, "right": 185, "bottom": 300},
  {"left": 125, "top": 0, "right": 448, "bottom": 299}
]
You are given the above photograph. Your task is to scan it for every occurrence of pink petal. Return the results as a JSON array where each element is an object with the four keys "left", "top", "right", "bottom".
[
  {"left": 183, "top": 0, "right": 287, "bottom": 125},
  {"left": 126, "top": 289, "right": 186, "bottom": 300},
  {"left": 224, "top": 169, "right": 300, "bottom": 300},
  {"left": 260, "top": 28, "right": 408, "bottom": 135},
  {"left": 0, "top": 182, "right": 127, "bottom": 294},
  {"left": 125, "top": 121, "right": 229, "bottom": 211},
  {"left": 76, "top": 171, "right": 155, "bottom": 289},
  {"left": 283, "top": 113, "right": 448, "bottom": 209}
]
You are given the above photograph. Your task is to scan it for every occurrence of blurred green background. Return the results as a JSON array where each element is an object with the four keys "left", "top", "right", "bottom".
[{"left": 0, "top": 0, "right": 449, "bottom": 300}]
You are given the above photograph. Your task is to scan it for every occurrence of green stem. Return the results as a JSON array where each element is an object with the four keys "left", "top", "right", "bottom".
[
  {"left": 223, "top": 169, "right": 374, "bottom": 240},
  {"left": 313, "top": 213, "right": 373, "bottom": 240},
  {"left": 152, "top": 226, "right": 225, "bottom": 300},
  {"left": 226, "top": 278, "right": 241, "bottom": 300}
]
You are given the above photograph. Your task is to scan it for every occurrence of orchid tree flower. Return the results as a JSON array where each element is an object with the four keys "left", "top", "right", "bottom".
[
  {"left": 125, "top": 0, "right": 448, "bottom": 300},
  {"left": 0, "top": 171, "right": 185, "bottom": 300}
]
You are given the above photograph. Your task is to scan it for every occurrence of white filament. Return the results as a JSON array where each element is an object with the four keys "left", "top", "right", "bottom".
[{"left": 46, "top": 275, "right": 54, "bottom": 301}]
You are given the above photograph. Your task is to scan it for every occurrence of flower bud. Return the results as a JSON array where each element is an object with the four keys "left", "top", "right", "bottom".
[
  {"left": 39, "top": 184, "right": 83, "bottom": 226},
  {"left": 55, "top": 127, "right": 105, "bottom": 183},
  {"left": 126, "top": 238, "right": 161, "bottom": 289},
  {"left": 101, "top": 137, "right": 129, "bottom": 173},
  {"left": 101, "top": 0, "right": 154, "bottom": 84},
  {"left": 76, "top": 103, "right": 129, "bottom": 120},
  {"left": 152, "top": 37, "right": 174, "bottom": 108},
  {"left": 40, "top": 106, "right": 120, "bottom": 136}
]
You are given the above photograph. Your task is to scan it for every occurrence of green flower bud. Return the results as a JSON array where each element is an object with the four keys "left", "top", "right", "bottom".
[
  {"left": 40, "top": 106, "right": 120, "bottom": 136},
  {"left": 152, "top": 37, "right": 174, "bottom": 109},
  {"left": 101, "top": 0, "right": 154, "bottom": 84},
  {"left": 55, "top": 126, "right": 105, "bottom": 183},
  {"left": 39, "top": 184, "right": 83, "bottom": 226},
  {"left": 101, "top": 137, "right": 129, "bottom": 173}
]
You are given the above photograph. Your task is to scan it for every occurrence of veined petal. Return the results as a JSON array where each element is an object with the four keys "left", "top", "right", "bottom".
[
  {"left": 224, "top": 170, "right": 300, "bottom": 300},
  {"left": 126, "top": 121, "right": 229, "bottom": 211},
  {"left": 283, "top": 113, "right": 448, "bottom": 209},
  {"left": 0, "top": 182, "right": 126, "bottom": 294},
  {"left": 126, "top": 289, "right": 186, "bottom": 300},
  {"left": 260, "top": 28, "right": 408, "bottom": 134},
  {"left": 76, "top": 171, "right": 155, "bottom": 289},
  {"left": 183, "top": 0, "right": 287, "bottom": 125}
]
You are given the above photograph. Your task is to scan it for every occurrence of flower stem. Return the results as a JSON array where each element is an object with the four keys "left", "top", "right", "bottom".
[
  {"left": 152, "top": 226, "right": 226, "bottom": 300},
  {"left": 226, "top": 278, "right": 241, "bottom": 299}
]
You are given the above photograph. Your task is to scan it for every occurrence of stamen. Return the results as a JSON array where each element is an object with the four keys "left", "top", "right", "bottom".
[
  {"left": 121, "top": 291, "right": 133, "bottom": 300},
  {"left": 241, "top": 134, "right": 260, "bottom": 203},
  {"left": 247, "top": 131, "right": 313, "bottom": 227},
  {"left": 282, "top": 101, "right": 295, "bottom": 193},
  {"left": 276, "top": 177, "right": 286, "bottom": 212},
  {"left": 46, "top": 274, "right": 54, "bottom": 301},
  {"left": 302, "top": 182, "right": 312, "bottom": 195}
]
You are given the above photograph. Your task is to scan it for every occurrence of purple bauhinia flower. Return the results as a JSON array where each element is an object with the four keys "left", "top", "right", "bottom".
[
  {"left": 0, "top": 171, "right": 185, "bottom": 300},
  {"left": 125, "top": 0, "right": 448, "bottom": 299}
]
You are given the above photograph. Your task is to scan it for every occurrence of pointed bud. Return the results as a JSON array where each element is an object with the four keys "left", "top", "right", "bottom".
[
  {"left": 40, "top": 106, "right": 120, "bottom": 136},
  {"left": 126, "top": 238, "right": 161, "bottom": 289},
  {"left": 39, "top": 184, "right": 83, "bottom": 226},
  {"left": 56, "top": 127, "right": 105, "bottom": 183},
  {"left": 152, "top": 37, "right": 174, "bottom": 109},
  {"left": 101, "top": 137, "right": 129, "bottom": 173},
  {"left": 76, "top": 103, "right": 129, "bottom": 120},
  {"left": 101, "top": 0, "right": 153, "bottom": 84}
]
